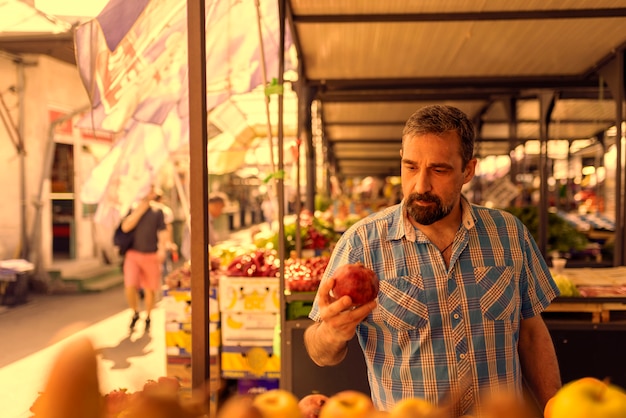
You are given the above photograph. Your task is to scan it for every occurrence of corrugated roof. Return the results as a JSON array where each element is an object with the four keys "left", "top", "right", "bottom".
[{"left": 288, "top": 0, "right": 626, "bottom": 177}]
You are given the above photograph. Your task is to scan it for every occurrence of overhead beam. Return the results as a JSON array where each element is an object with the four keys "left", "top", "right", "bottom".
[{"left": 293, "top": 9, "right": 626, "bottom": 24}]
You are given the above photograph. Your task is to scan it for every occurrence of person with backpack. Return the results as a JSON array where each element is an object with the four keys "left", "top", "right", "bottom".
[{"left": 118, "top": 185, "right": 170, "bottom": 332}]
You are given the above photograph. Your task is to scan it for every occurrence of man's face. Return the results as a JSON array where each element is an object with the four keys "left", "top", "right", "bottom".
[
  {"left": 400, "top": 131, "right": 476, "bottom": 226},
  {"left": 209, "top": 201, "right": 225, "bottom": 217}
]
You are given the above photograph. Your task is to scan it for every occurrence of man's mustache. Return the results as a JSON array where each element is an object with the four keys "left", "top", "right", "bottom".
[{"left": 409, "top": 193, "right": 439, "bottom": 203}]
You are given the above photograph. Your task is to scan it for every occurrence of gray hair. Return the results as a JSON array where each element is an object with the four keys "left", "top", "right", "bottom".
[{"left": 402, "top": 105, "right": 475, "bottom": 168}]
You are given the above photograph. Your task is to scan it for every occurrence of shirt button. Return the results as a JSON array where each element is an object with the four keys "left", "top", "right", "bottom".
[
  {"left": 453, "top": 313, "right": 460, "bottom": 319},
  {"left": 460, "top": 353, "right": 466, "bottom": 359}
]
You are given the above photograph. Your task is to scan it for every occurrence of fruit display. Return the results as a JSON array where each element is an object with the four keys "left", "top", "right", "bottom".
[
  {"left": 224, "top": 249, "right": 280, "bottom": 278},
  {"left": 260, "top": 210, "right": 339, "bottom": 257},
  {"left": 213, "top": 377, "right": 626, "bottom": 418},
  {"left": 552, "top": 273, "right": 580, "bottom": 297},
  {"left": 330, "top": 263, "right": 380, "bottom": 306},
  {"left": 165, "top": 262, "right": 192, "bottom": 289},
  {"left": 284, "top": 256, "right": 330, "bottom": 292}
]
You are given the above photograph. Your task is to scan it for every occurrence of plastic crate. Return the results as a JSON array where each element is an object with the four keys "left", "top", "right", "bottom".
[{"left": 286, "top": 300, "right": 314, "bottom": 320}]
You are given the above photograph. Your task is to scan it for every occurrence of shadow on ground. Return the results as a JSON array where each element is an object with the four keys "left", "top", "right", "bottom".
[{"left": 96, "top": 332, "right": 153, "bottom": 370}]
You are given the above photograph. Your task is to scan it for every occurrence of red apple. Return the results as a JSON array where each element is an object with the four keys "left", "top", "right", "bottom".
[
  {"left": 331, "top": 263, "right": 379, "bottom": 306},
  {"left": 252, "top": 389, "right": 303, "bottom": 418},
  {"left": 545, "top": 377, "right": 626, "bottom": 418},
  {"left": 299, "top": 393, "right": 329, "bottom": 418},
  {"left": 319, "top": 390, "right": 375, "bottom": 418}
]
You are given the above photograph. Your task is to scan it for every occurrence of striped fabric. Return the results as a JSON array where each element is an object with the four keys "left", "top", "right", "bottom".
[{"left": 309, "top": 197, "right": 559, "bottom": 415}]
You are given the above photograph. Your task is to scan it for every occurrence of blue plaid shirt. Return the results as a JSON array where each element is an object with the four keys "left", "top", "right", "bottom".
[{"left": 309, "top": 197, "right": 559, "bottom": 415}]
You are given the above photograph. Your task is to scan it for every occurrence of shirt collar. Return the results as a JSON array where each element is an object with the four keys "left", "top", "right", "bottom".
[{"left": 391, "top": 195, "right": 476, "bottom": 242}]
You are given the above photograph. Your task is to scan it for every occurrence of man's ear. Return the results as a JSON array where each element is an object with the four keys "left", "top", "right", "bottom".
[{"left": 463, "top": 158, "right": 477, "bottom": 184}]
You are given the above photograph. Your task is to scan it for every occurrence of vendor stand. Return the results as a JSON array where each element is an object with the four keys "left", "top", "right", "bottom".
[{"left": 543, "top": 267, "right": 626, "bottom": 388}]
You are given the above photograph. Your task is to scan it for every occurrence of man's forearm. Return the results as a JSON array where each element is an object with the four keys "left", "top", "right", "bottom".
[
  {"left": 519, "top": 317, "right": 562, "bottom": 409},
  {"left": 304, "top": 321, "right": 349, "bottom": 367}
]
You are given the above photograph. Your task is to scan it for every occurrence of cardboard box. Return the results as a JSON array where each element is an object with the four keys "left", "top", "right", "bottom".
[
  {"left": 165, "top": 321, "right": 192, "bottom": 356},
  {"left": 221, "top": 345, "right": 280, "bottom": 379},
  {"left": 209, "top": 285, "right": 220, "bottom": 323},
  {"left": 219, "top": 277, "right": 280, "bottom": 313},
  {"left": 237, "top": 378, "right": 279, "bottom": 395},
  {"left": 166, "top": 355, "right": 192, "bottom": 389},
  {"left": 209, "top": 322, "right": 220, "bottom": 356},
  {"left": 221, "top": 312, "right": 277, "bottom": 346},
  {"left": 162, "top": 288, "right": 192, "bottom": 324}
]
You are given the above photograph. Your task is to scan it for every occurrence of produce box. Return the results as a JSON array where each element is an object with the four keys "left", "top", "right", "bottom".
[
  {"left": 161, "top": 287, "right": 192, "bottom": 324},
  {"left": 221, "top": 312, "right": 277, "bottom": 346},
  {"left": 221, "top": 345, "right": 280, "bottom": 379},
  {"left": 166, "top": 355, "right": 192, "bottom": 389},
  {"left": 209, "top": 285, "right": 219, "bottom": 322},
  {"left": 165, "top": 321, "right": 192, "bottom": 357},
  {"left": 219, "top": 277, "right": 280, "bottom": 313},
  {"left": 286, "top": 299, "right": 314, "bottom": 320},
  {"left": 237, "top": 378, "right": 279, "bottom": 395}
]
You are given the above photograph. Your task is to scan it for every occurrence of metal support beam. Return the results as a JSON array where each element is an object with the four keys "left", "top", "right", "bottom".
[
  {"left": 187, "top": 0, "right": 210, "bottom": 390},
  {"left": 599, "top": 50, "right": 625, "bottom": 266},
  {"left": 538, "top": 92, "right": 556, "bottom": 258}
]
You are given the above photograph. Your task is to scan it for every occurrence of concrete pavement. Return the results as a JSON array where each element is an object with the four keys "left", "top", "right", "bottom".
[{"left": 0, "top": 283, "right": 167, "bottom": 418}]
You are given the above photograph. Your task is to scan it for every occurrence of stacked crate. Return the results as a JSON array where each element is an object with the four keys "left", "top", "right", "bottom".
[
  {"left": 161, "top": 286, "right": 193, "bottom": 393},
  {"left": 219, "top": 276, "right": 281, "bottom": 394}
]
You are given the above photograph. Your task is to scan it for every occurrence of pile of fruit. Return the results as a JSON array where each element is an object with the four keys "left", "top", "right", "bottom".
[
  {"left": 284, "top": 256, "right": 330, "bottom": 292},
  {"left": 552, "top": 273, "right": 580, "bottom": 297},
  {"left": 217, "top": 376, "right": 626, "bottom": 418},
  {"left": 164, "top": 262, "right": 192, "bottom": 289},
  {"left": 224, "top": 249, "right": 280, "bottom": 278}
]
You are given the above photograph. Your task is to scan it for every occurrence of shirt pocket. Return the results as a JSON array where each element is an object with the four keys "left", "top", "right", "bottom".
[
  {"left": 376, "top": 275, "right": 429, "bottom": 331},
  {"left": 475, "top": 266, "right": 517, "bottom": 321}
]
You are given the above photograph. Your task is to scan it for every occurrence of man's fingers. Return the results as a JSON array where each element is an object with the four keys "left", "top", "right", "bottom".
[{"left": 317, "top": 276, "right": 336, "bottom": 306}]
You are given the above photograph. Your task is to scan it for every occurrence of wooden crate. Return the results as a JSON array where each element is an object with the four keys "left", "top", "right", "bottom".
[{"left": 545, "top": 299, "right": 626, "bottom": 323}]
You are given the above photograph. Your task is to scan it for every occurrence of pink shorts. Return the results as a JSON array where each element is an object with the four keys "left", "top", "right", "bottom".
[{"left": 123, "top": 250, "right": 161, "bottom": 291}]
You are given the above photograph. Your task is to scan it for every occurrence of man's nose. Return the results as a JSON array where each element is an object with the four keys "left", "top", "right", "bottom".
[{"left": 411, "top": 171, "right": 432, "bottom": 194}]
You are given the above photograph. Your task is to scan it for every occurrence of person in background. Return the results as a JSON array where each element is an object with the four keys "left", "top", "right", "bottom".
[
  {"left": 152, "top": 188, "right": 178, "bottom": 278},
  {"left": 208, "top": 192, "right": 227, "bottom": 247},
  {"left": 120, "top": 185, "right": 171, "bottom": 332},
  {"left": 304, "top": 105, "right": 561, "bottom": 416},
  {"left": 261, "top": 194, "right": 277, "bottom": 230}
]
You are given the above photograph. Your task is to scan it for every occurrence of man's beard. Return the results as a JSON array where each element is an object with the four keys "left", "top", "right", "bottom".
[{"left": 406, "top": 192, "right": 454, "bottom": 225}]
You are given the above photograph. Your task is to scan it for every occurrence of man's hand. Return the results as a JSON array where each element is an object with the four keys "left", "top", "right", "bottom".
[
  {"left": 304, "top": 276, "right": 377, "bottom": 367},
  {"left": 317, "top": 276, "right": 377, "bottom": 344}
]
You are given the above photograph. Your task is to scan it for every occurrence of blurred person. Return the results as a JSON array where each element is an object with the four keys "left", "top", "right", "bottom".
[
  {"left": 208, "top": 192, "right": 227, "bottom": 246},
  {"left": 304, "top": 105, "right": 561, "bottom": 416},
  {"left": 120, "top": 185, "right": 171, "bottom": 332},
  {"left": 261, "top": 194, "right": 277, "bottom": 230},
  {"left": 152, "top": 188, "right": 178, "bottom": 278}
]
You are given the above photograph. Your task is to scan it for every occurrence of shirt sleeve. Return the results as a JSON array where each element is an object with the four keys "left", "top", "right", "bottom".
[{"left": 519, "top": 223, "right": 561, "bottom": 319}]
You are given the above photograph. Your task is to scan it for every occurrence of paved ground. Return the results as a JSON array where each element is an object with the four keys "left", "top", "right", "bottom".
[
  {"left": 0, "top": 283, "right": 128, "bottom": 367},
  {"left": 0, "top": 281, "right": 166, "bottom": 418}
]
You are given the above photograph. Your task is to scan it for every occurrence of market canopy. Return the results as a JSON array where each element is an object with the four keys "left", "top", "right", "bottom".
[
  {"left": 72, "top": 0, "right": 292, "bottom": 226},
  {"left": 286, "top": 0, "right": 626, "bottom": 177}
]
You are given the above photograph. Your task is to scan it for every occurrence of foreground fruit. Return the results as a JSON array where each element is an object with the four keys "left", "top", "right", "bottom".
[
  {"left": 389, "top": 397, "right": 444, "bottom": 418},
  {"left": 319, "top": 390, "right": 375, "bottom": 418},
  {"left": 217, "top": 394, "right": 263, "bottom": 418},
  {"left": 253, "top": 389, "right": 303, "bottom": 418},
  {"left": 545, "top": 377, "right": 626, "bottom": 418},
  {"left": 331, "top": 263, "right": 379, "bottom": 306},
  {"left": 299, "top": 393, "right": 329, "bottom": 418}
]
